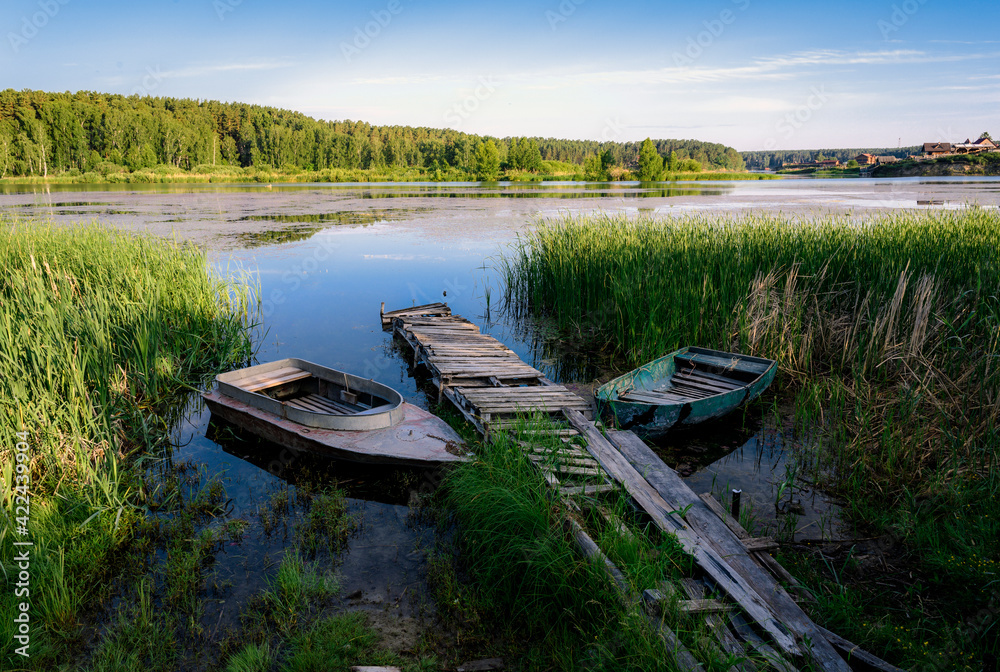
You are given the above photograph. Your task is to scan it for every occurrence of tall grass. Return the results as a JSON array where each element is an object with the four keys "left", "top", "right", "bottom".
[
  {"left": 500, "top": 209, "right": 1000, "bottom": 668},
  {"left": 0, "top": 219, "right": 256, "bottom": 668},
  {"left": 442, "top": 418, "right": 745, "bottom": 670}
]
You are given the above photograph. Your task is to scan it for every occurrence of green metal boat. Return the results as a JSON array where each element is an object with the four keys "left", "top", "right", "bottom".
[{"left": 595, "top": 347, "right": 777, "bottom": 435}]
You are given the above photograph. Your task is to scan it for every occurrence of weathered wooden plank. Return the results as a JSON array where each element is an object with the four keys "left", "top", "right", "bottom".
[
  {"left": 527, "top": 453, "right": 599, "bottom": 469},
  {"left": 468, "top": 399, "right": 591, "bottom": 409},
  {"left": 669, "top": 375, "right": 733, "bottom": 395},
  {"left": 382, "top": 300, "right": 449, "bottom": 315},
  {"left": 675, "top": 352, "right": 772, "bottom": 376},
  {"left": 562, "top": 411, "right": 802, "bottom": 656},
  {"left": 698, "top": 494, "right": 816, "bottom": 603},
  {"left": 538, "top": 463, "right": 603, "bottom": 477},
  {"left": 729, "top": 612, "right": 799, "bottom": 672},
  {"left": 620, "top": 389, "right": 696, "bottom": 404},
  {"left": 303, "top": 394, "right": 358, "bottom": 414},
  {"left": 743, "top": 537, "right": 779, "bottom": 553},
  {"left": 815, "top": 626, "right": 908, "bottom": 672},
  {"left": 676, "top": 368, "right": 745, "bottom": 389},
  {"left": 679, "top": 579, "right": 758, "bottom": 672},
  {"left": 381, "top": 302, "right": 451, "bottom": 326},
  {"left": 460, "top": 388, "right": 584, "bottom": 398},
  {"left": 476, "top": 403, "right": 591, "bottom": 414},
  {"left": 666, "top": 382, "right": 715, "bottom": 398},
  {"left": 526, "top": 446, "right": 590, "bottom": 459},
  {"left": 242, "top": 367, "right": 313, "bottom": 392},
  {"left": 560, "top": 483, "right": 617, "bottom": 497},
  {"left": 520, "top": 428, "right": 580, "bottom": 436},
  {"left": 606, "top": 429, "right": 849, "bottom": 671},
  {"left": 646, "top": 589, "right": 733, "bottom": 615},
  {"left": 286, "top": 396, "right": 332, "bottom": 413}
]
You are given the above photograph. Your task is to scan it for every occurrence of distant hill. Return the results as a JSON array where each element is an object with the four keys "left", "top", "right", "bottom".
[
  {"left": 742, "top": 147, "right": 920, "bottom": 170},
  {"left": 0, "top": 89, "right": 744, "bottom": 179}
]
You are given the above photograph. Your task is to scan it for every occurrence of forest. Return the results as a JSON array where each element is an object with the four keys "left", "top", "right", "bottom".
[
  {"left": 0, "top": 89, "right": 745, "bottom": 179},
  {"left": 741, "top": 146, "right": 920, "bottom": 169}
]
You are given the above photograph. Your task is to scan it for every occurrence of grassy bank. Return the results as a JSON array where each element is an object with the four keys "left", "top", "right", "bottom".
[
  {"left": 0, "top": 164, "right": 779, "bottom": 186},
  {"left": 0, "top": 220, "right": 257, "bottom": 668},
  {"left": 500, "top": 210, "right": 1000, "bottom": 669}
]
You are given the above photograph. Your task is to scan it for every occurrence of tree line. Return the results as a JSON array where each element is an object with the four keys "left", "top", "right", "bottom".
[
  {"left": 0, "top": 89, "right": 744, "bottom": 179},
  {"left": 741, "top": 147, "right": 921, "bottom": 170}
]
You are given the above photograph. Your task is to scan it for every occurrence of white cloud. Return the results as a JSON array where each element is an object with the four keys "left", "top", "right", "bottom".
[{"left": 160, "top": 61, "right": 293, "bottom": 79}]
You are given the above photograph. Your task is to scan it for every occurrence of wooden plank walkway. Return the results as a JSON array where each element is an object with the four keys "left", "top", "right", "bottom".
[
  {"left": 382, "top": 302, "right": 901, "bottom": 672},
  {"left": 382, "top": 303, "right": 592, "bottom": 433}
]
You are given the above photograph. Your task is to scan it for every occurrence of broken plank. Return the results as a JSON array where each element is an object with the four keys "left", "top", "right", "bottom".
[
  {"left": 815, "top": 626, "right": 908, "bottom": 672},
  {"left": 606, "top": 429, "right": 847, "bottom": 671},
  {"left": 537, "top": 463, "right": 603, "bottom": 477},
  {"left": 699, "top": 494, "right": 816, "bottom": 604},
  {"left": 562, "top": 410, "right": 802, "bottom": 657},
  {"left": 679, "top": 579, "right": 757, "bottom": 672}
]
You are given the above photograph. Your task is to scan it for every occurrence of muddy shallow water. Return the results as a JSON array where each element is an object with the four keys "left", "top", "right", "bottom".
[{"left": 6, "top": 176, "right": 1000, "bottom": 636}]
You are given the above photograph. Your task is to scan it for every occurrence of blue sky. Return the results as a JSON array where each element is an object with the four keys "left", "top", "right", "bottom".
[{"left": 2, "top": 0, "right": 998, "bottom": 150}]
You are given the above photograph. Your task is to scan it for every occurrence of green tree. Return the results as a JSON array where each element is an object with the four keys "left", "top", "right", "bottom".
[
  {"left": 981, "top": 131, "right": 993, "bottom": 141},
  {"left": 528, "top": 139, "right": 542, "bottom": 171},
  {"left": 846, "top": 159, "right": 859, "bottom": 168},
  {"left": 0, "top": 128, "right": 10, "bottom": 178},
  {"left": 667, "top": 150, "right": 678, "bottom": 172},
  {"left": 637, "top": 138, "right": 663, "bottom": 181},
  {"left": 475, "top": 139, "right": 500, "bottom": 181},
  {"left": 583, "top": 153, "right": 605, "bottom": 181},
  {"left": 679, "top": 158, "right": 702, "bottom": 172}
]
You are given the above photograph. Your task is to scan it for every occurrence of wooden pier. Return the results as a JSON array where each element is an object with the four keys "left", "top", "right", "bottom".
[{"left": 382, "top": 302, "right": 903, "bottom": 672}]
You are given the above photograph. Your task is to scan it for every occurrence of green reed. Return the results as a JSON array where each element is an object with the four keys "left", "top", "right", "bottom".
[
  {"left": 500, "top": 208, "right": 1000, "bottom": 668},
  {"left": 0, "top": 219, "right": 256, "bottom": 668}
]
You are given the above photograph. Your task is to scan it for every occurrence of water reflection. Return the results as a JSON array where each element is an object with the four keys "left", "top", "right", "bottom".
[{"left": 0, "top": 180, "right": 734, "bottom": 199}]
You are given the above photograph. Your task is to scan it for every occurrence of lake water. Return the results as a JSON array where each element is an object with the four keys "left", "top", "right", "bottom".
[{"left": 6, "top": 177, "right": 1000, "bottom": 632}]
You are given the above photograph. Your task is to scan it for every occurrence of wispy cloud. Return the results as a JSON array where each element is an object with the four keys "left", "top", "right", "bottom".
[
  {"left": 558, "top": 49, "right": 1000, "bottom": 87},
  {"left": 352, "top": 74, "right": 448, "bottom": 86},
  {"left": 161, "top": 61, "right": 293, "bottom": 79},
  {"left": 929, "top": 39, "right": 1000, "bottom": 45}
]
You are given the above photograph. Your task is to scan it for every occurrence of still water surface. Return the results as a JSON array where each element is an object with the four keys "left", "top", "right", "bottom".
[{"left": 6, "top": 177, "right": 1000, "bottom": 627}]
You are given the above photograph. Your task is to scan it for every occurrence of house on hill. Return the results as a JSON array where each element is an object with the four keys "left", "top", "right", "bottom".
[
  {"left": 954, "top": 137, "right": 998, "bottom": 154},
  {"left": 875, "top": 156, "right": 899, "bottom": 164},
  {"left": 855, "top": 153, "right": 876, "bottom": 165},
  {"left": 923, "top": 142, "right": 952, "bottom": 157}
]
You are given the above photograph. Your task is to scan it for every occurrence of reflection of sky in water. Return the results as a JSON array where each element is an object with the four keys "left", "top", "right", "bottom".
[{"left": 211, "top": 223, "right": 529, "bottom": 408}]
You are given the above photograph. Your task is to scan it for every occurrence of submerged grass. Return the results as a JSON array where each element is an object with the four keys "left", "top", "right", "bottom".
[
  {"left": 500, "top": 209, "right": 1000, "bottom": 668},
  {"left": 0, "top": 218, "right": 257, "bottom": 668}
]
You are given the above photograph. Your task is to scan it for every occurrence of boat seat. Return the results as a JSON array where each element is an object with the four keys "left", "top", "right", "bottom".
[{"left": 240, "top": 367, "right": 313, "bottom": 393}]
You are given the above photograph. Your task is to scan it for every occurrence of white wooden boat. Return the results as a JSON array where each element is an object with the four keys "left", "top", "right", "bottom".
[{"left": 202, "top": 358, "right": 466, "bottom": 466}]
